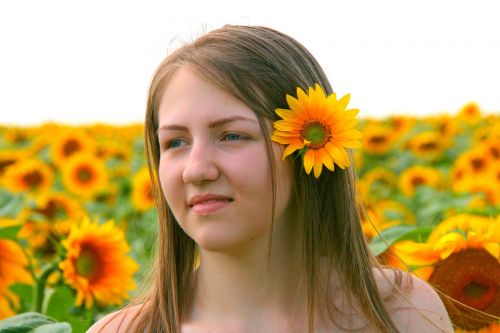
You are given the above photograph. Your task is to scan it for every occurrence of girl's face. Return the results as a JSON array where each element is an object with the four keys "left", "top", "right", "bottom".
[{"left": 157, "top": 67, "right": 294, "bottom": 252}]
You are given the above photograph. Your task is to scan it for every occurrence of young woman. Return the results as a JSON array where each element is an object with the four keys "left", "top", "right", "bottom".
[{"left": 88, "top": 25, "right": 453, "bottom": 332}]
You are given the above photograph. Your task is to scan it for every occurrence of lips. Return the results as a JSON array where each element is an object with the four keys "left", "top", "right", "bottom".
[
  {"left": 188, "top": 194, "right": 233, "bottom": 215},
  {"left": 189, "top": 194, "right": 233, "bottom": 206}
]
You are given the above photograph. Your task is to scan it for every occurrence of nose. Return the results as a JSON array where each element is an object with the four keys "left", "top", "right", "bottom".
[{"left": 182, "top": 142, "right": 219, "bottom": 184}]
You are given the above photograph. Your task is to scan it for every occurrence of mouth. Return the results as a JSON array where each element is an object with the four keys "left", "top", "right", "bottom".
[
  {"left": 189, "top": 194, "right": 234, "bottom": 208},
  {"left": 188, "top": 195, "right": 234, "bottom": 215},
  {"left": 189, "top": 198, "right": 234, "bottom": 207}
]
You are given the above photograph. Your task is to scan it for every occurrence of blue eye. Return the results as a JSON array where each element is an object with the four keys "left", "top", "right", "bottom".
[
  {"left": 166, "top": 138, "right": 187, "bottom": 149},
  {"left": 222, "top": 133, "right": 247, "bottom": 141}
]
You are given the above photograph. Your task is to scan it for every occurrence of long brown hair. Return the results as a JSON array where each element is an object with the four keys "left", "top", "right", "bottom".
[{"left": 128, "top": 25, "right": 403, "bottom": 332}]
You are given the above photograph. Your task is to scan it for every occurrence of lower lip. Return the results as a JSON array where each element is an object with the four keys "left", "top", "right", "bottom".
[{"left": 190, "top": 200, "right": 231, "bottom": 215}]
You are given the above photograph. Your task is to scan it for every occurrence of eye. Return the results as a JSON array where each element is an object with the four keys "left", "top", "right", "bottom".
[
  {"left": 222, "top": 133, "right": 249, "bottom": 141},
  {"left": 165, "top": 138, "right": 188, "bottom": 149}
]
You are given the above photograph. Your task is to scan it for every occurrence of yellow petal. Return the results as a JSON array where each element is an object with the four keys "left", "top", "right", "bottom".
[
  {"left": 271, "top": 134, "right": 296, "bottom": 145},
  {"left": 313, "top": 151, "right": 324, "bottom": 178},
  {"left": 392, "top": 241, "right": 440, "bottom": 266},
  {"left": 319, "top": 150, "right": 334, "bottom": 171},
  {"left": 484, "top": 243, "right": 500, "bottom": 259},
  {"left": 333, "top": 130, "right": 363, "bottom": 142},
  {"left": 337, "top": 94, "right": 351, "bottom": 111},
  {"left": 273, "top": 121, "right": 299, "bottom": 131},
  {"left": 303, "top": 149, "right": 314, "bottom": 174},
  {"left": 275, "top": 108, "right": 303, "bottom": 122},
  {"left": 272, "top": 129, "right": 301, "bottom": 138},
  {"left": 285, "top": 96, "right": 304, "bottom": 115},
  {"left": 342, "top": 140, "right": 362, "bottom": 148},
  {"left": 282, "top": 142, "right": 304, "bottom": 159},
  {"left": 325, "top": 144, "right": 349, "bottom": 168},
  {"left": 341, "top": 108, "right": 360, "bottom": 120},
  {"left": 296, "top": 87, "right": 310, "bottom": 115},
  {"left": 412, "top": 266, "right": 435, "bottom": 281}
]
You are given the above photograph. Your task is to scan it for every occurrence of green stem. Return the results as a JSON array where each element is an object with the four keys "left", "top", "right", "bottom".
[{"left": 32, "top": 263, "right": 57, "bottom": 313}]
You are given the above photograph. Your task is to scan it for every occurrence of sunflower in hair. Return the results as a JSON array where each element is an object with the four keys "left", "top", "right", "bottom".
[{"left": 271, "top": 84, "right": 362, "bottom": 178}]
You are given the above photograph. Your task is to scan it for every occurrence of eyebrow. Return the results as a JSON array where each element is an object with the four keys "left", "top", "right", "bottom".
[{"left": 157, "top": 116, "right": 257, "bottom": 133}]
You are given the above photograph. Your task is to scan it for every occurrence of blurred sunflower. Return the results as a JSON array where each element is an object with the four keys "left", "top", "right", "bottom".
[
  {"left": 17, "top": 193, "right": 85, "bottom": 255},
  {"left": 0, "top": 150, "right": 25, "bottom": 176},
  {"left": 95, "top": 140, "right": 131, "bottom": 162},
  {"left": 362, "top": 167, "right": 398, "bottom": 188},
  {"left": 59, "top": 216, "right": 139, "bottom": 308},
  {"left": 426, "top": 114, "right": 459, "bottom": 146},
  {"left": 452, "top": 148, "right": 494, "bottom": 195},
  {"left": 50, "top": 129, "right": 95, "bottom": 166},
  {"left": 62, "top": 152, "right": 108, "bottom": 199},
  {"left": 399, "top": 166, "right": 442, "bottom": 196},
  {"left": 2, "top": 159, "right": 54, "bottom": 193},
  {"left": 361, "top": 200, "right": 414, "bottom": 241},
  {"left": 17, "top": 219, "right": 52, "bottom": 252},
  {"left": 32, "top": 192, "right": 84, "bottom": 221},
  {"left": 131, "top": 167, "right": 154, "bottom": 212},
  {"left": 361, "top": 167, "right": 398, "bottom": 200},
  {"left": 0, "top": 219, "right": 33, "bottom": 319},
  {"left": 361, "top": 124, "right": 395, "bottom": 155},
  {"left": 388, "top": 115, "right": 416, "bottom": 139},
  {"left": 466, "top": 179, "right": 500, "bottom": 206},
  {"left": 408, "top": 131, "right": 446, "bottom": 160},
  {"left": 390, "top": 214, "right": 500, "bottom": 332},
  {"left": 480, "top": 137, "right": 500, "bottom": 162},
  {"left": 2, "top": 127, "right": 30, "bottom": 145},
  {"left": 457, "top": 102, "right": 482, "bottom": 125},
  {"left": 376, "top": 199, "right": 416, "bottom": 226},
  {"left": 360, "top": 207, "right": 383, "bottom": 241}
]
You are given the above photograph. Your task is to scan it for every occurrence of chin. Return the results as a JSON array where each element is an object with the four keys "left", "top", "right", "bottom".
[{"left": 194, "top": 232, "right": 265, "bottom": 254}]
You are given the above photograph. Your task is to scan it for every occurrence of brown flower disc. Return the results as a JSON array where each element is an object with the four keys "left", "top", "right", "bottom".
[{"left": 428, "top": 249, "right": 500, "bottom": 330}]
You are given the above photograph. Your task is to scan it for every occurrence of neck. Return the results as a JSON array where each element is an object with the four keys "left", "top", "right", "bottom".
[{"left": 186, "top": 220, "right": 306, "bottom": 327}]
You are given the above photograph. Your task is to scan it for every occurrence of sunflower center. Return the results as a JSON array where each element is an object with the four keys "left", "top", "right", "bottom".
[
  {"left": 63, "top": 139, "right": 81, "bottom": 157},
  {"left": 463, "top": 282, "right": 489, "bottom": 299},
  {"left": 470, "top": 158, "right": 486, "bottom": 172},
  {"left": 411, "top": 176, "right": 426, "bottom": 187},
  {"left": 419, "top": 141, "right": 438, "bottom": 151},
  {"left": 490, "top": 146, "right": 499, "bottom": 159},
  {"left": 76, "top": 247, "right": 99, "bottom": 279},
  {"left": 369, "top": 135, "right": 388, "bottom": 145},
  {"left": 37, "top": 200, "right": 66, "bottom": 220},
  {"left": 0, "top": 159, "right": 16, "bottom": 174},
  {"left": 301, "top": 121, "right": 330, "bottom": 149},
  {"left": 76, "top": 166, "right": 94, "bottom": 183},
  {"left": 428, "top": 248, "right": 500, "bottom": 330},
  {"left": 22, "top": 170, "right": 43, "bottom": 188}
]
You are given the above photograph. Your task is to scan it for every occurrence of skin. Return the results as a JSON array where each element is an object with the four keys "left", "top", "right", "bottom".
[{"left": 87, "top": 67, "right": 454, "bottom": 333}]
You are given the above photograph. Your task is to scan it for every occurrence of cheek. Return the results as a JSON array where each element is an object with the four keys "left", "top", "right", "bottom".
[{"left": 158, "top": 158, "right": 181, "bottom": 205}]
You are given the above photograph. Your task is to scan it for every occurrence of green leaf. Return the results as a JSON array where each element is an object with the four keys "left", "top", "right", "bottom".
[
  {"left": 369, "top": 224, "right": 433, "bottom": 257},
  {"left": 393, "top": 225, "right": 434, "bottom": 243},
  {"left": 369, "top": 225, "right": 416, "bottom": 256},
  {"left": 32, "top": 323, "right": 72, "bottom": 333},
  {"left": 43, "top": 286, "right": 92, "bottom": 333},
  {"left": 43, "top": 286, "right": 75, "bottom": 320},
  {"left": 0, "top": 312, "right": 71, "bottom": 333},
  {"left": 0, "top": 192, "right": 25, "bottom": 218},
  {"left": 0, "top": 225, "right": 22, "bottom": 241},
  {"left": 9, "top": 284, "right": 34, "bottom": 312}
]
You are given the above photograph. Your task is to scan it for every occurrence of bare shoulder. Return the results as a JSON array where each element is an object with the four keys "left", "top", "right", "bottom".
[
  {"left": 374, "top": 267, "right": 454, "bottom": 333},
  {"left": 86, "top": 304, "right": 143, "bottom": 333}
]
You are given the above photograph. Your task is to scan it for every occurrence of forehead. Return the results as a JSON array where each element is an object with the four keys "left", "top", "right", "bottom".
[{"left": 158, "top": 67, "right": 259, "bottom": 125}]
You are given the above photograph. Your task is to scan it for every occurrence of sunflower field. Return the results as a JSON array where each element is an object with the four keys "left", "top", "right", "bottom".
[{"left": 0, "top": 103, "right": 499, "bottom": 332}]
